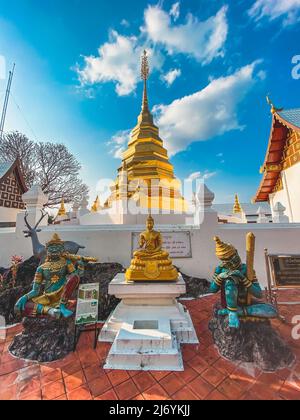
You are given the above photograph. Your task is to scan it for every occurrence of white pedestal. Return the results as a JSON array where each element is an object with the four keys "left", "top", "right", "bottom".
[{"left": 99, "top": 273, "right": 199, "bottom": 372}]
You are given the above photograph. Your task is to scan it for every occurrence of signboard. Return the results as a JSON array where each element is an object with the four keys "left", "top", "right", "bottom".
[
  {"left": 132, "top": 231, "right": 192, "bottom": 259},
  {"left": 269, "top": 254, "right": 300, "bottom": 288},
  {"left": 75, "top": 283, "right": 100, "bottom": 325}
]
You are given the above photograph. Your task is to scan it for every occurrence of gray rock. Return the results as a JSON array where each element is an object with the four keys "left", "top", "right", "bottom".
[
  {"left": 209, "top": 304, "right": 295, "bottom": 372},
  {"left": 179, "top": 271, "right": 210, "bottom": 298},
  {"left": 9, "top": 317, "right": 75, "bottom": 362},
  {"left": 0, "top": 257, "right": 39, "bottom": 325}
]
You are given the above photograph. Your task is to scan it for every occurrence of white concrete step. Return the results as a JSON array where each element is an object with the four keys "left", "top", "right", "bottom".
[
  {"left": 114, "top": 320, "right": 173, "bottom": 352},
  {"left": 104, "top": 334, "right": 184, "bottom": 371}
]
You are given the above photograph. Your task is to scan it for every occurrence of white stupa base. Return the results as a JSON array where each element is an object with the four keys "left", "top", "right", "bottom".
[{"left": 99, "top": 273, "right": 199, "bottom": 371}]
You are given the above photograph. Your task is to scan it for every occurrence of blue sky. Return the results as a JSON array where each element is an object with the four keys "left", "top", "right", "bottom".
[{"left": 0, "top": 0, "right": 300, "bottom": 205}]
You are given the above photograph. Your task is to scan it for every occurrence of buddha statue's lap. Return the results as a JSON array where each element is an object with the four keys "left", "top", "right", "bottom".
[
  {"left": 209, "top": 235, "right": 278, "bottom": 329},
  {"left": 126, "top": 216, "right": 178, "bottom": 282}
]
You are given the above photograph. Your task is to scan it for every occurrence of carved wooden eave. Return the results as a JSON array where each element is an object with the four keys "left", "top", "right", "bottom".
[{"left": 254, "top": 109, "right": 300, "bottom": 203}]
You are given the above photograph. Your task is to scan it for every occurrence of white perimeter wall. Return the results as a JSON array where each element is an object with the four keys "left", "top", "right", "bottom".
[
  {"left": 1, "top": 212, "right": 300, "bottom": 287},
  {"left": 0, "top": 208, "right": 19, "bottom": 223},
  {"left": 270, "top": 163, "right": 300, "bottom": 223}
]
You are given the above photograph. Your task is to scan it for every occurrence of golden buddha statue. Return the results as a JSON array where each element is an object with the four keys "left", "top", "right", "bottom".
[{"left": 126, "top": 215, "right": 178, "bottom": 282}]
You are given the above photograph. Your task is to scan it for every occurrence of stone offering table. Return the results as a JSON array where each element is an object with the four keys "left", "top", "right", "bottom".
[{"left": 99, "top": 273, "right": 198, "bottom": 371}]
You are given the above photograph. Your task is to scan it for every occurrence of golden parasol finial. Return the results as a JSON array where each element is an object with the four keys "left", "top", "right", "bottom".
[
  {"left": 141, "top": 50, "right": 150, "bottom": 81},
  {"left": 141, "top": 50, "right": 150, "bottom": 113}
]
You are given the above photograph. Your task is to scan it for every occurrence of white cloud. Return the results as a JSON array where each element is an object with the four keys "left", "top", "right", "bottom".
[
  {"left": 143, "top": 5, "right": 228, "bottom": 63},
  {"left": 77, "top": 31, "right": 163, "bottom": 96},
  {"left": 121, "top": 19, "right": 130, "bottom": 28},
  {"left": 170, "top": 2, "right": 180, "bottom": 21},
  {"left": 257, "top": 69, "right": 267, "bottom": 80},
  {"left": 107, "top": 129, "right": 131, "bottom": 158},
  {"left": 249, "top": 0, "right": 300, "bottom": 26},
  {"left": 162, "top": 68, "right": 181, "bottom": 86},
  {"left": 77, "top": 31, "right": 140, "bottom": 96},
  {"left": 153, "top": 62, "right": 261, "bottom": 156},
  {"left": 77, "top": 4, "right": 229, "bottom": 96}
]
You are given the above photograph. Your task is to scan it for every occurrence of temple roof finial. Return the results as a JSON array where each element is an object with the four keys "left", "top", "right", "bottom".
[
  {"left": 266, "top": 95, "right": 283, "bottom": 115},
  {"left": 141, "top": 50, "right": 150, "bottom": 114}
]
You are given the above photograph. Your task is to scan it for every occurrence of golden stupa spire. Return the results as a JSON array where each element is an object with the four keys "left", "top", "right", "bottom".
[
  {"left": 91, "top": 196, "right": 101, "bottom": 213},
  {"left": 135, "top": 49, "right": 155, "bottom": 129},
  {"left": 58, "top": 198, "right": 67, "bottom": 217},
  {"left": 233, "top": 194, "right": 243, "bottom": 214},
  {"left": 141, "top": 50, "right": 150, "bottom": 114}
]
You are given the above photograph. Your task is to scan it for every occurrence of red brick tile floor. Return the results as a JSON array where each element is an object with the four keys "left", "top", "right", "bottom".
[{"left": 1, "top": 291, "right": 300, "bottom": 400}]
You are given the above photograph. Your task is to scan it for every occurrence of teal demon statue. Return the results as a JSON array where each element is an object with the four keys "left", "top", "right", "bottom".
[{"left": 210, "top": 233, "right": 278, "bottom": 329}]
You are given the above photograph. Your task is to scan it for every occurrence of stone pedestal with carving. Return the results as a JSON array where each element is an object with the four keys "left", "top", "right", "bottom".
[
  {"left": 209, "top": 305, "right": 295, "bottom": 372},
  {"left": 99, "top": 274, "right": 198, "bottom": 371}
]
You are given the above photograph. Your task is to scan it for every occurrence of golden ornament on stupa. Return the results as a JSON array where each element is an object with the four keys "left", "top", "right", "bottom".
[
  {"left": 233, "top": 194, "right": 243, "bottom": 214},
  {"left": 57, "top": 198, "right": 67, "bottom": 217},
  {"left": 214, "top": 236, "right": 237, "bottom": 261},
  {"left": 126, "top": 215, "right": 178, "bottom": 282}
]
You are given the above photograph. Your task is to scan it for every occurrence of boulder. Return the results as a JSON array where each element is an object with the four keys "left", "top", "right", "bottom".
[
  {"left": 209, "top": 305, "right": 295, "bottom": 372},
  {"left": 9, "top": 317, "right": 75, "bottom": 363}
]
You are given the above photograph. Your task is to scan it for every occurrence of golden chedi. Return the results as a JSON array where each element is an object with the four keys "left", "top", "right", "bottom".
[
  {"left": 91, "top": 195, "right": 101, "bottom": 213},
  {"left": 104, "top": 51, "right": 187, "bottom": 213},
  {"left": 233, "top": 194, "right": 243, "bottom": 214},
  {"left": 58, "top": 198, "right": 67, "bottom": 217},
  {"left": 126, "top": 215, "right": 178, "bottom": 282}
]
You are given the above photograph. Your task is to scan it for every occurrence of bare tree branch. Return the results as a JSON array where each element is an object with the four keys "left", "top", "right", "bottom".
[{"left": 0, "top": 131, "right": 89, "bottom": 206}]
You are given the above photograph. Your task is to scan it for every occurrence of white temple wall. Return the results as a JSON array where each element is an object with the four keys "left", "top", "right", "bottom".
[
  {"left": 270, "top": 163, "right": 300, "bottom": 223},
  {"left": 0, "top": 208, "right": 19, "bottom": 224},
  {"left": 1, "top": 220, "right": 300, "bottom": 287}
]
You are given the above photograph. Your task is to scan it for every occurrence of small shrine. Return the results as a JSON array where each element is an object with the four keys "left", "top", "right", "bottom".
[{"left": 99, "top": 215, "right": 198, "bottom": 371}]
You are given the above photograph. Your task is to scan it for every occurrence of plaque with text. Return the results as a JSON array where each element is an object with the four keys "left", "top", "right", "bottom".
[
  {"left": 75, "top": 283, "right": 100, "bottom": 325},
  {"left": 269, "top": 255, "right": 300, "bottom": 288},
  {"left": 132, "top": 231, "right": 192, "bottom": 259}
]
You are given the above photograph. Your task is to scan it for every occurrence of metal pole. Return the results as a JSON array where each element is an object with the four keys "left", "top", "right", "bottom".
[{"left": 0, "top": 63, "right": 15, "bottom": 140}]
